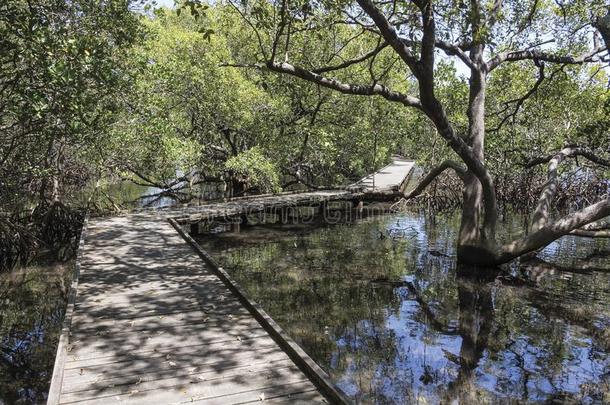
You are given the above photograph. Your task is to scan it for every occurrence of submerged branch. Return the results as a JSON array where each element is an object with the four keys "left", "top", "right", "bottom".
[
  {"left": 498, "top": 198, "right": 610, "bottom": 263},
  {"left": 529, "top": 146, "right": 610, "bottom": 232}
]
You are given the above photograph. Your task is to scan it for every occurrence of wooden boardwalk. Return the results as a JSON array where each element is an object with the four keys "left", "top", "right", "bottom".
[
  {"left": 350, "top": 156, "right": 414, "bottom": 193},
  {"left": 48, "top": 157, "right": 415, "bottom": 405}
]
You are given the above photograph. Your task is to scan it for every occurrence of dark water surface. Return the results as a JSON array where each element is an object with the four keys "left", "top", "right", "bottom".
[
  {"left": 0, "top": 261, "right": 71, "bottom": 404},
  {"left": 197, "top": 211, "right": 610, "bottom": 404}
]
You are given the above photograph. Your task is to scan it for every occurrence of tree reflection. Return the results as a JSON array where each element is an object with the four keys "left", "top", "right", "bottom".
[{"left": 198, "top": 211, "right": 610, "bottom": 404}]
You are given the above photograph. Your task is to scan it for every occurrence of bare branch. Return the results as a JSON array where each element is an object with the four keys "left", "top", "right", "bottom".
[
  {"left": 530, "top": 146, "right": 572, "bottom": 232},
  {"left": 356, "top": 0, "right": 419, "bottom": 70},
  {"left": 525, "top": 147, "right": 610, "bottom": 168},
  {"left": 570, "top": 229, "right": 610, "bottom": 238},
  {"left": 227, "top": 0, "right": 268, "bottom": 60},
  {"left": 312, "top": 42, "right": 389, "bottom": 74},
  {"left": 266, "top": 61, "right": 423, "bottom": 109},
  {"left": 489, "top": 61, "right": 546, "bottom": 133},
  {"left": 404, "top": 160, "right": 467, "bottom": 199},
  {"left": 487, "top": 46, "right": 606, "bottom": 71},
  {"left": 498, "top": 198, "right": 610, "bottom": 263},
  {"left": 434, "top": 39, "right": 477, "bottom": 70},
  {"left": 529, "top": 146, "right": 609, "bottom": 232},
  {"left": 418, "top": 0, "right": 435, "bottom": 67}
]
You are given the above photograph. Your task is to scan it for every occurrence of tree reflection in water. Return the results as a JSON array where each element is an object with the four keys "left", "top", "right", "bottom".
[{"left": 197, "top": 211, "right": 610, "bottom": 404}]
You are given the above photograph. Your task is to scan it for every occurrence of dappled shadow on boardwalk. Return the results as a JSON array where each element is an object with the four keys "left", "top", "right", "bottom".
[{"left": 58, "top": 215, "right": 324, "bottom": 404}]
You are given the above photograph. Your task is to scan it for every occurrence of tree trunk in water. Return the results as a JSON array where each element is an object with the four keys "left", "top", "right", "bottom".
[
  {"left": 457, "top": 173, "right": 483, "bottom": 252},
  {"left": 456, "top": 53, "right": 498, "bottom": 265}
]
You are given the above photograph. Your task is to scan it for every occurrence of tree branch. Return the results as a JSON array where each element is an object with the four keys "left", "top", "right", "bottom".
[
  {"left": 569, "top": 229, "right": 610, "bottom": 238},
  {"left": 487, "top": 46, "right": 606, "bottom": 71},
  {"left": 266, "top": 61, "right": 423, "bottom": 109},
  {"left": 434, "top": 39, "right": 477, "bottom": 70},
  {"left": 404, "top": 160, "right": 467, "bottom": 199},
  {"left": 497, "top": 198, "right": 610, "bottom": 263},
  {"left": 525, "top": 147, "right": 610, "bottom": 168},
  {"left": 355, "top": 0, "right": 420, "bottom": 70},
  {"left": 312, "top": 42, "right": 389, "bottom": 73},
  {"left": 489, "top": 61, "right": 545, "bottom": 133}
]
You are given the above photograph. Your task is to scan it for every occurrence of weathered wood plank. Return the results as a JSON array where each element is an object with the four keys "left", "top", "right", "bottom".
[
  {"left": 62, "top": 352, "right": 292, "bottom": 392},
  {"left": 59, "top": 365, "right": 315, "bottom": 404},
  {"left": 66, "top": 329, "right": 275, "bottom": 363}
]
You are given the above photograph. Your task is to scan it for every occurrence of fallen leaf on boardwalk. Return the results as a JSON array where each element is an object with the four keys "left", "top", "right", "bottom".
[{"left": 259, "top": 393, "right": 265, "bottom": 401}]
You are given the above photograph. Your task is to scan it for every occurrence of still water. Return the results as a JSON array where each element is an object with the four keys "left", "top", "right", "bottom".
[
  {"left": 0, "top": 261, "right": 71, "bottom": 404},
  {"left": 197, "top": 211, "right": 610, "bottom": 404}
]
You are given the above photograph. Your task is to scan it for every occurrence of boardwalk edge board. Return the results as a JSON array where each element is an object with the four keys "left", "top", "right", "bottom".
[
  {"left": 47, "top": 215, "right": 89, "bottom": 405},
  {"left": 169, "top": 218, "right": 351, "bottom": 405}
]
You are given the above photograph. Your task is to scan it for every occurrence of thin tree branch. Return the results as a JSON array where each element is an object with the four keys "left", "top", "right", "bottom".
[
  {"left": 312, "top": 42, "right": 389, "bottom": 73},
  {"left": 525, "top": 147, "right": 610, "bottom": 168},
  {"left": 404, "top": 160, "right": 467, "bottom": 199},
  {"left": 487, "top": 45, "right": 606, "bottom": 71},
  {"left": 266, "top": 61, "right": 423, "bottom": 109},
  {"left": 489, "top": 61, "right": 546, "bottom": 133},
  {"left": 356, "top": 0, "right": 420, "bottom": 70}
]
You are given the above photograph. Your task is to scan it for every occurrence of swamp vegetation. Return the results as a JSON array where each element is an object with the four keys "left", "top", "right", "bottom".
[{"left": 1, "top": 0, "right": 610, "bottom": 403}]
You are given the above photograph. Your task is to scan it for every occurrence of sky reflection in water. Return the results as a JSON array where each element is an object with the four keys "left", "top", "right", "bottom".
[{"left": 197, "top": 211, "right": 610, "bottom": 404}]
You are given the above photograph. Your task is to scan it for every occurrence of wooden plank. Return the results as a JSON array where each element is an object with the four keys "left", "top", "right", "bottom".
[
  {"left": 69, "top": 312, "right": 257, "bottom": 338},
  {"left": 62, "top": 351, "right": 292, "bottom": 392},
  {"left": 59, "top": 365, "right": 316, "bottom": 404},
  {"left": 64, "top": 336, "right": 280, "bottom": 371},
  {"left": 66, "top": 327, "right": 274, "bottom": 363}
]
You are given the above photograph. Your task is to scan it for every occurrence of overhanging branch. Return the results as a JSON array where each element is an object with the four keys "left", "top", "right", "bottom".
[
  {"left": 487, "top": 45, "right": 606, "bottom": 71},
  {"left": 266, "top": 61, "right": 423, "bottom": 109},
  {"left": 312, "top": 42, "right": 389, "bottom": 74},
  {"left": 525, "top": 147, "right": 610, "bottom": 168},
  {"left": 404, "top": 160, "right": 467, "bottom": 199}
]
